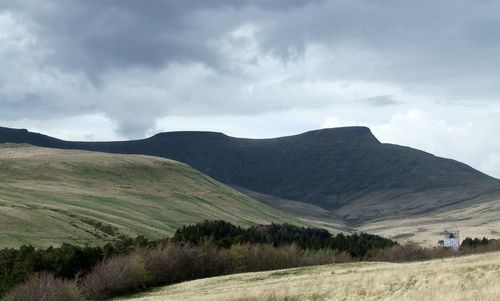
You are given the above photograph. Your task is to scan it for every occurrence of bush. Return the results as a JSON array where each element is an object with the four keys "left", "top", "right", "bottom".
[
  {"left": 332, "top": 251, "right": 352, "bottom": 263},
  {"left": 79, "top": 253, "right": 149, "bottom": 300},
  {"left": 227, "top": 243, "right": 295, "bottom": 272},
  {"left": 460, "top": 238, "right": 500, "bottom": 255},
  {"left": 141, "top": 244, "right": 231, "bottom": 285},
  {"left": 227, "top": 243, "right": 335, "bottom": 273},
  {"left": 366, "top": 242, "right": 455, "bottom": 262},
  {"left": 3, "top": 272, "right": 81, "bottom": 301},
  {"left": 78, "top": 243, "right": 335, "bottom": 300}
]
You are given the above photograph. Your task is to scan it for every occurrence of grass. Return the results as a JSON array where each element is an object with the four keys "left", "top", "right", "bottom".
[
  {"left": 239, "top": 187, "right": 500, "bottom": 246},
  {"left": 358, "top": 198, "right": 500, "bottom": 246},
  {"left": 121, "top": 251, "right": 500, "bottom": 301},
  {"left": 0, "top": 145, "right": 306, "bottom": 248},
  {"left": 2, "top": 144, "right": 498, "bottom": 249}
]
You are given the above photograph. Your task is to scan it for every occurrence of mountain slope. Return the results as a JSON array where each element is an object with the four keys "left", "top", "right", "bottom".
[
  {"left": 0, "top": 144, "right": 303, "bottom": 248},
  {"left": 1, "top": 126, "right": 499, "bottom": 228}
]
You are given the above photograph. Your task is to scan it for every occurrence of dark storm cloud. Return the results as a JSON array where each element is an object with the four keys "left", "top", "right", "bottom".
[
  {"left": 4, "top": 0, "right": 500, "bottom": 80},
  {"left": 1, "top": 0, "right": 500, "bottom": 138},
  {"left": 2, "top": 0, "right": 321, "bottom": 78}
]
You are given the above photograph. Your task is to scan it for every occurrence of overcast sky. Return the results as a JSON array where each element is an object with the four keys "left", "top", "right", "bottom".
[{"left": 1, "top": 0, "right": 500, "bottom": 177}]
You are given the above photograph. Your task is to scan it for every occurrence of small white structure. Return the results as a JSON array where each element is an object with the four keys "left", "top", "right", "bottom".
[{"left": 441, "top": 230, "right": 460, "bottom": 251}]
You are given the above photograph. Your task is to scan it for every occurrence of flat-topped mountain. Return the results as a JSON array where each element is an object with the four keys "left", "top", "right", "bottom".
[{"left": 1, "top": 126, "right": 499, "bottom": 227}]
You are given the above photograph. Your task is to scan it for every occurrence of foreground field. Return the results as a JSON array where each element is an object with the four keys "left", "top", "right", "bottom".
[
  {"left": 0, "top": 144, "right": 303, "bottom": 248},
  {"left": 123, "top": 251, "right": 500, "bottom": 301}
]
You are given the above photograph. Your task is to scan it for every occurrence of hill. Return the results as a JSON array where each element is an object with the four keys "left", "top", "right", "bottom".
[
  {"left": 1, "top": 126, "right": 499, "bottom": 232},
  {"left": 122, "top": 251, "right": 500, "bottom": 301},
  {"left": 0, "top": 144, "right": 303, "bottom": 248}
]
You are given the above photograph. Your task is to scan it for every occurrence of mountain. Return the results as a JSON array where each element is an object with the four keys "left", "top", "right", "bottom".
[
  {"left": 1, "top": 125, "right": 500, "bottom": 241},
  {"left": 0, "top": 144, "right": 303, "bottom": 248}
]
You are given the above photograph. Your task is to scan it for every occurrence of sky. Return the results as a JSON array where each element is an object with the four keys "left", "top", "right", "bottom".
[{"left": 0, "top": 0, "right": 500, "bottom": 177}]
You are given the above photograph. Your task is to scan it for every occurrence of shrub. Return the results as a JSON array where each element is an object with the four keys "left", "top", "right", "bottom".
[
  {"left": 228, "top": 243, "right": 299, "bottom": 272},
  {"left": 227, "top": 243, "right": 334, "bottom": 273},
  {"left": 332, "top": 251, "right": 352, "bottom": 263},
  {"left": 367, "top": 243, "right": 425, "bottom": 262},
  {"left": 366, "top": 242, "right": 455, "bottom": 262},
  {"left": 140, "top": 244, "right": 231, "bottom": 285},
  {"left": 78, "top": 242, "right": 335, "bottom": 300},
  {"left": 3, "top": 272, "right": 81, "bottom": 301},
  {"left": 79, "top": 253, "right": 149, "bottom": 300}
]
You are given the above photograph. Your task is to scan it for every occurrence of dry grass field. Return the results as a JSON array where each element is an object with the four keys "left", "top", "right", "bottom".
[
  {"left": 122, "top": 251, "right": 500, "bottom": 301},
  {"left": 0, "top": 144, "right": 303, "bottom": 248}
]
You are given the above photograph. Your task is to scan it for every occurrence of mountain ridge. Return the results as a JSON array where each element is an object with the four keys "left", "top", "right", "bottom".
[{"left": 1, "top": 125, "right": 499, "bottom": 228}]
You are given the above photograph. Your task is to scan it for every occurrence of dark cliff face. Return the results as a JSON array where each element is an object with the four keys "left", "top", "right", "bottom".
[
  {"left": 141, "top": 127, "right": 385, "bottom": 207},
  {"left": 1, "top": 125, "right": 499, "bottom": 216}
]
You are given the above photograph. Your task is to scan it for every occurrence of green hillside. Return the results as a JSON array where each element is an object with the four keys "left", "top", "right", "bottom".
[
  {"left": 0, "top": 144, "right": 303, "bottom": 248},
  {"left": 2, "top": 126, "right": 499, "bottom": 230}
]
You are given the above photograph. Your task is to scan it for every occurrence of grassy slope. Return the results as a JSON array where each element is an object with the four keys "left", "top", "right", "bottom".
[
  {"left": 233, "top": 186, "right": 352, "bottom": 233},
  {"left": 358, "top": 198, "right": 500, "bottom": 245},
  {"left": 2, "top": 144, "right": 497, "bottom": 249},
  {"left": 5, "top": 126, "right": 500, "bottom": 225},
  {"left": 123, "top": 251, "right": 500, "bottom": 301},
  {"left": 235, "top": 186, "right": 500, "bottom": 245},
  {"left": 0, "top": 144, "right": 304, "bottom": 248},
  {"left": 4, "top": 127, "right": 500, "bottom": 247}
]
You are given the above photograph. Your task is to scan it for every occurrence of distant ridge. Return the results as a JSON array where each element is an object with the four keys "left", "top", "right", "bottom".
[{"left": 1, "top": 125, "right": 499, "bottom": 226}]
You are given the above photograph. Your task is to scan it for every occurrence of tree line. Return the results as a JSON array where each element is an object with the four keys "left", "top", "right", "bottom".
[
  {"left": 2, "top": 220, "right": 499, "bottom": 300},
  {"left": 172, "top": 220, "right": 396, "bottom": 257},
  {"left": 0, "top": 221, "right": 394, "bottom": 298}
]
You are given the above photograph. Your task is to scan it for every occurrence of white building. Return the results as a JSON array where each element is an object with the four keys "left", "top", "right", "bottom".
[{"left": 441, "top": 230, "right": 460, "bottom": 251}]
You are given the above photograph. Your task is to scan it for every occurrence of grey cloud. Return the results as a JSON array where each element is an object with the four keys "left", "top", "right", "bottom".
[
  {"left": 2, "top": 0, "right": 500, "bottom": 138},
  {"left": 4, "top": 0, "right": 500, "bottom": 84},
  {"left": 113, "top": 117, "right": 156, "bottom": 138},
  {"left": 361, "top": 95, "right": 401, "bottom": 107},
  {"left": 3, "top": 0, "right": 321, "bottom": 80},
  {"left": 254, "top": 1, "right": 500, "bottom": 95}
]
